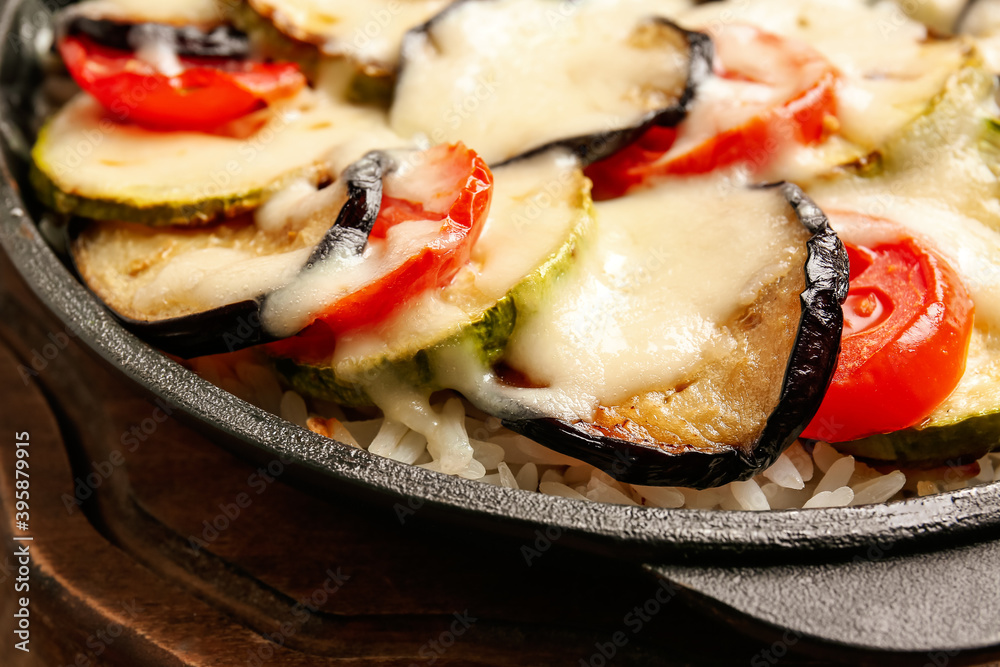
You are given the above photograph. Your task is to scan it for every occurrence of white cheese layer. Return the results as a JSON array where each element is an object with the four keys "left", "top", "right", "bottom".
[
  {"left": 503, "top": 178, "right": 809, "bottom": 412},
  {"left": 390, "top": 0, "right": 693, "bottom": 165},
  {"left": 885, "top": 0, "right": 968, "bottom": 35}
]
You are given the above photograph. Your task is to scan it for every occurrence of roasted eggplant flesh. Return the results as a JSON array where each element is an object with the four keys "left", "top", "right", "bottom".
[
  {"left": 390, "top": 0, "right": 711, "bottom": 166},
  {"left": 71, "top": 151, "right": 390, "bottom": 357},
  {"left": 501, "top": 183, "right": 848, "bottom": 488}
]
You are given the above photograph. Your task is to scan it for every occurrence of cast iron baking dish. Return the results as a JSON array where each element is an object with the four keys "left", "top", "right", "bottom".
[{"left": 3, "top": 0, "right": 1000, "bottom": 656}]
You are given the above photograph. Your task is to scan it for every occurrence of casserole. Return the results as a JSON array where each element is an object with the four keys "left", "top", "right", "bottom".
[{"left": 4, "top": 0, "right": 1000, "bottom": 653}]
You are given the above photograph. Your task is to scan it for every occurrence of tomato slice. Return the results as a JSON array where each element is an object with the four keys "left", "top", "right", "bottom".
[
  {"left": 268, "top": 143, "right": 493, "bottom": 362},
  {"left": 801, "top": 212, "right": 975, "bottom": 443},
  {"left": 585, "top": 24, "right": 838, "bottom": 199},
  {"left": 58, "top": 35, "right": 306, "bottom": 131}
]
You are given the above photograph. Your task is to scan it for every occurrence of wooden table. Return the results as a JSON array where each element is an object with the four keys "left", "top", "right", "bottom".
[{"left": 1, "top": 250, "right": 999, "bottom": 667}]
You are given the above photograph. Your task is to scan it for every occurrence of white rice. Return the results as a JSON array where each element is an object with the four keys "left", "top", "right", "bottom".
[{"left": 187, "top": 352, "right": 1000, "bottom": 511}]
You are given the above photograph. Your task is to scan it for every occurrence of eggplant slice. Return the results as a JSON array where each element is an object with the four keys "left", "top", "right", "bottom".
[
  {"left": 500, "top": 183, "right": 849, "bottom": 488},
  {"left": 957, "top": 0, "right": 1000, "bottom": 35},
  {"left": 59, "top": 15, "right": 252, "bottom": 59},
  {"left": 71, "top": 151, "right": 389, "bottom": 358},
  {"left": 390, "top": 0, "right": 712, "bottom": 166}
]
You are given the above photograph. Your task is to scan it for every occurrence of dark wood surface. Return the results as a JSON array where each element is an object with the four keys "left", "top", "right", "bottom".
[{"left": 2, "top": 248, "right": 1000, "bottom": 667}]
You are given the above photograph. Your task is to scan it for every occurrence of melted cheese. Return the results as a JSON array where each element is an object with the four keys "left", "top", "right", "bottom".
[
  {"left": 390, "top": 0, "right": 693, "bottom": 165},
  {"left": 131, "top": 24, "right": 185, "bottom": 76},
  {"left": 894, "top": 0, "right": 968, "bottom": 34},
  {"left": 77, "top": 176, "right": 351, "bottom": 320},
  {"left": 503, "top": 179, "right": 809, "bottom": 413},
  {"left": 262, "top": 219, "right": 443, "bottom": 338},
  {"left": 134, "top": 246, "right": 310, "bottom": 314}
]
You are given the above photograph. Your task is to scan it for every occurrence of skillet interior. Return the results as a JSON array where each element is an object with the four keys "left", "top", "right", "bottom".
[{"left": 3, "top": 0, "right": 1000, "bottom": 566}]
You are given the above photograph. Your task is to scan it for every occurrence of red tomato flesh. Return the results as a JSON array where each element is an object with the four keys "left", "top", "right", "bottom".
[
  {"left": 59, "top": 35, "right": 306, "bottom": 131},
  {"left": 586, "top": 24, "right": 838, "bottom": 199},
  {"left": 268, "top": 143, "right": 493, "bottom": 363},
  {"left": 802, "top": 212, "right": 975, "bottom": 443}
]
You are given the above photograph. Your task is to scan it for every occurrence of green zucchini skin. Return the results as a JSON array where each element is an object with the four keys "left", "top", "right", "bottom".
[
  {"left": 30, "top": 160, "right": 272, "bottom": 227},
  {"left": 831, "top": 415, "right": 1000, "bottom": 467},
  {"left": 30, "top": 70, "right": 392, "bottom": 226},
  {"left": 503, "top": 184, "right": 850, "bottom": 489},
  {"left": 276, "top": 294, "right": 518, "bottom": 407}
]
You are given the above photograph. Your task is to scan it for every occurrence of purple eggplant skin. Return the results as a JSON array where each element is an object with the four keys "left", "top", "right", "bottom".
[
  {"left": 59, "top": 16, "right": 252, "bottom": 60},
  {"left": 69, "top": 151, "right": 390, "bottom": 359},
  {"left": 304, "top": 151, "right": 388, "bottom": 268},
  {"left": 399, "top": 0, "right": 714, "bottom": 167},
  {"left": 114, "top": 298, "right": 271, "bottom": 359},
  {"left": 503, "top": 183, "right": 850, "bottom": 489}
]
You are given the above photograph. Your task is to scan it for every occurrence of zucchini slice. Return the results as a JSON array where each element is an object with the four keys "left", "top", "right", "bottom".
[
  {"left": 832, "top": 327, "right": 1000, "bottom": 465},
  {"left": 807, "top": 66, "right": 1000, "bottom": 465},
  {"left": 245, "top": 0, "right": 451, "bottom": 75},
  {"left": 72, "top": 150, "right": 389, "bottom": 357},
  {"left": 681, "top": 0, "right": 974, "bottom": 155},
  {"left": 276, "top": 149, "right": 595, "bottom": 405},
  {"left": 827, "top": 66, "right": 1000, "bottom": 233},
  {"left": 489, "top": 181, "right": 848, "bottom": 488},
  {"left": 32, "top": 89, "right": 402, "bottom": 225},
  {"left": 389, "top": 0, "right": 711, "bottom": 166}
]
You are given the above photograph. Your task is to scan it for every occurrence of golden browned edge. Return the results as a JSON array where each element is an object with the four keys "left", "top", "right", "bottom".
[{"left": 588, "top": 248, "right": 809, "bottom": 454}]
